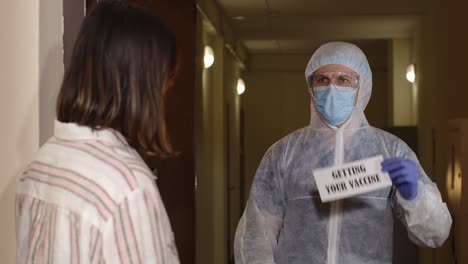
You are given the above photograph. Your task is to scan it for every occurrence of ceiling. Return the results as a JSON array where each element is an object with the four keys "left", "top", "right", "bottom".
[{"left": 216, "top": 0, "right": 424, "bottom": 55}]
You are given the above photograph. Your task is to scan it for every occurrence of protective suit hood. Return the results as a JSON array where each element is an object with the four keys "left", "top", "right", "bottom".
[{"left": 305, "top": 42, "right": 372, "bottom": 130}]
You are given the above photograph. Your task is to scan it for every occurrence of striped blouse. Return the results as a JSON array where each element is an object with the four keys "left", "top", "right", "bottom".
[{"left": 16, "top": 121, "right": 179, "bottom": 264}]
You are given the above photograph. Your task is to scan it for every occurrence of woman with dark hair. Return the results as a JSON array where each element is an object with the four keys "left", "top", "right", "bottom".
[{"left": 16, "top": 1, "right": 179, "bottom": 263}]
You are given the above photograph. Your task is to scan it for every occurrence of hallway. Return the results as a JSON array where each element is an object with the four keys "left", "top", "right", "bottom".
[{"left": 1, "top": 0, "right": 467, "bottom": 263}]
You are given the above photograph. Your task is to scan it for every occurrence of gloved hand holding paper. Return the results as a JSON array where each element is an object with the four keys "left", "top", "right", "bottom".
[{"left": 313, "top": 155, "right": 392, "bottom": 202}]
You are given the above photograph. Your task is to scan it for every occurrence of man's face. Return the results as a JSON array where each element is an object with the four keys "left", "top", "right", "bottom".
[{"left": 311, "top": 64, "right": 360, "bottom": 106}]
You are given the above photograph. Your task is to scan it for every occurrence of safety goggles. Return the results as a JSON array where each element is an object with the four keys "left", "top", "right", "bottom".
[{"left": 308, "top": 71, "right": 360, "bottom": 89}]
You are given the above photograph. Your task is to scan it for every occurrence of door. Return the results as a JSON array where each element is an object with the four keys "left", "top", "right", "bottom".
[{"left": 128, "top": 1, "right": 197, "bottom": 263}]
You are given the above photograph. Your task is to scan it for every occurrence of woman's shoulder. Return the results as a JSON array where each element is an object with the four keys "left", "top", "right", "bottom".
[{"left": 37, "top": 137, "right": 155, "bottom": 193}]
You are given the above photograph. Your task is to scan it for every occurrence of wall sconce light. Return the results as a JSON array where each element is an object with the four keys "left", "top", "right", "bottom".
[
  {"left": 237, "top": 78, "right": 245, "bottom": 95},
  {"left": 204, "top": 46, "right": 214, "bottom": 69},
  {"left": 406, "top": 64, "right": 415, "bottom": 83}
]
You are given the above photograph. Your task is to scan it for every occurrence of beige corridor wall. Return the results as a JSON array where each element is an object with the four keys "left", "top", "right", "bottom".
[
  {"left": 416, "top": 0, "right": 468, "bottom": 263},
  {"left": 195, "top": 15, "right": 244, "bottom": 263},
  {"left": 196, "top": 30, "right": 228, "bottom": 264},
  {"left": 389, "top": 39, "right": 414, "bottom": 126},
  {"left": 39, "top": 1, "right": 64, "bottom": 144},
  {"left": 0, "top": 1, "right": 40, "bottom": 262},
  {"left": 0, "top": 1, "right": 63, "bottom": 262},
  {"left": 223, "top": 49, "right": 243, "bottom": 262}
]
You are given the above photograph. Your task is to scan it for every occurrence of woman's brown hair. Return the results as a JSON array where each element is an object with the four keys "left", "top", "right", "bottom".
[{"left": 57, "top": 0, "right": 178, "bottom": 157}]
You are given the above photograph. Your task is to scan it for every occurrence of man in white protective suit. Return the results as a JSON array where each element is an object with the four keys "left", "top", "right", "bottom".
[{"left": 234, "top": 42, "right": 452, "bottom": 264}]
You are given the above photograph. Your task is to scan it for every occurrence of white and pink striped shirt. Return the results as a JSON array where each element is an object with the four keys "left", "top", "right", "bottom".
[{"left": 16, "top": 121, "right": 179, "bottom": 264}]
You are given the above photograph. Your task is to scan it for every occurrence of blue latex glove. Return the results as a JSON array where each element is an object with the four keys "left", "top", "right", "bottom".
[{"left": 381, "top": 158, "right": 419, "bottom": 200}]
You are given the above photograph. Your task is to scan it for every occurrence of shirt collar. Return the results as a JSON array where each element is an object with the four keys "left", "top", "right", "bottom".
[{"left": 53, "top": 120, "right": 129, "bottom": 147}]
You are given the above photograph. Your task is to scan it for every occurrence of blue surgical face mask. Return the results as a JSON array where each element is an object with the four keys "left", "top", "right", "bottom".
[{"left": 313, "top": 84, "right": 357, "bottom": 126}]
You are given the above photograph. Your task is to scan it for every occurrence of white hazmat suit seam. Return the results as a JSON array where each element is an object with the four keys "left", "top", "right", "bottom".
[{"left": 327, "top": 127, "right": 345, "bottom": 264}]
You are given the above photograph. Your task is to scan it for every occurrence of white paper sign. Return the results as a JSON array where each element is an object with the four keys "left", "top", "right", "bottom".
[{"left": 313, "top": 155, "right": 392, "bottom": 202}]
